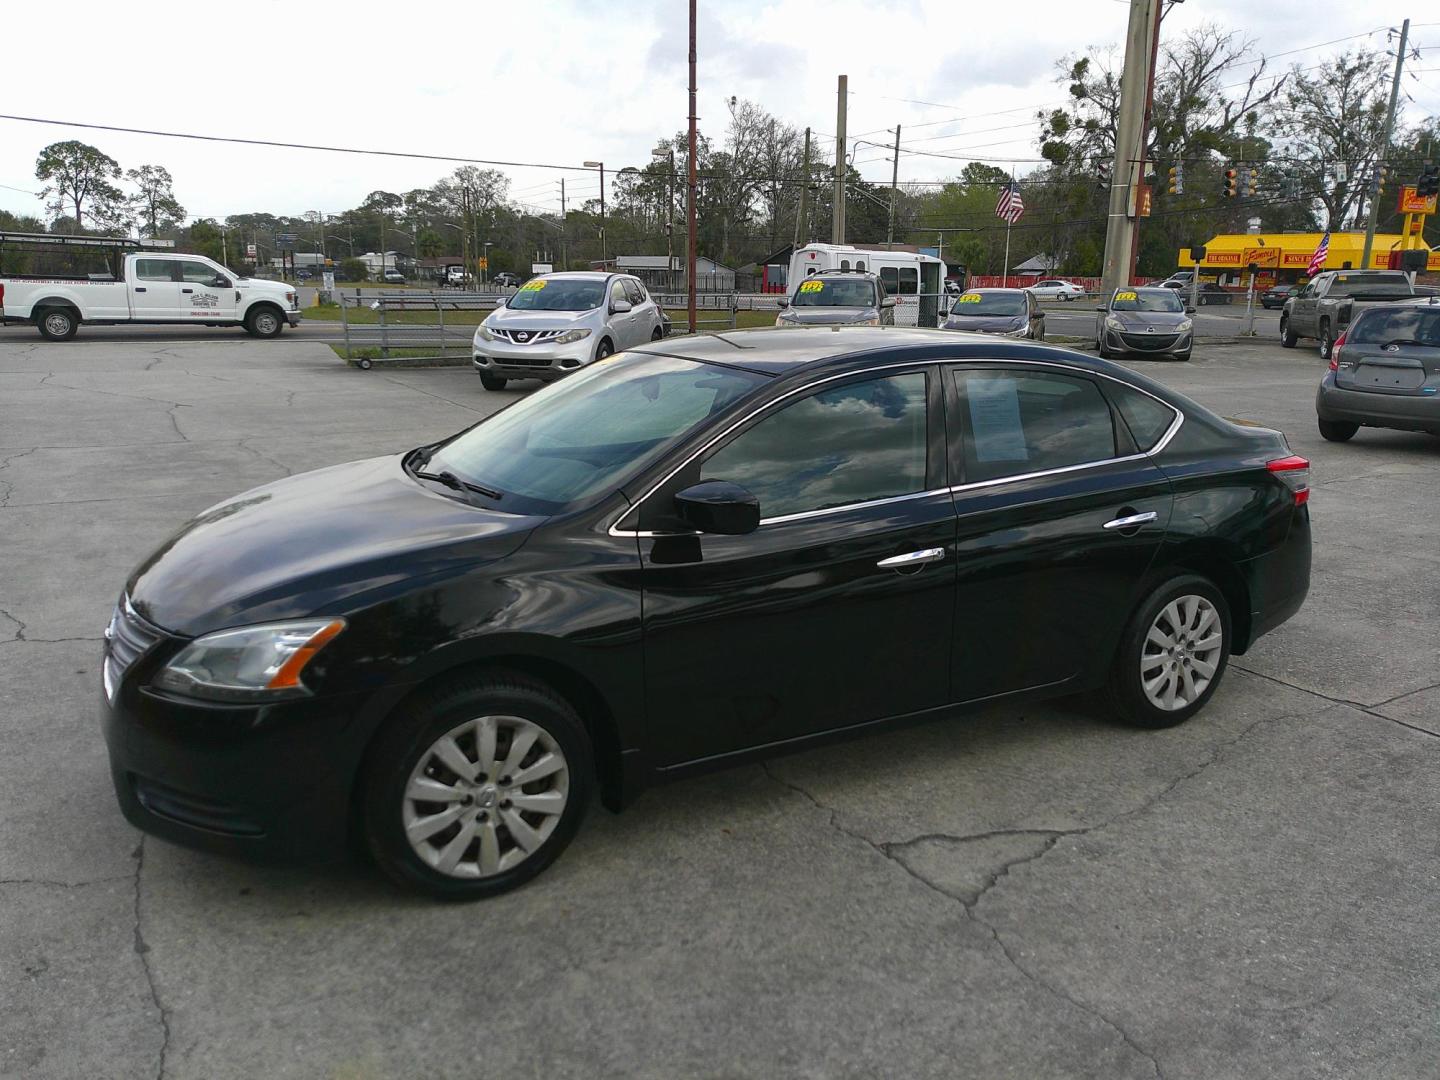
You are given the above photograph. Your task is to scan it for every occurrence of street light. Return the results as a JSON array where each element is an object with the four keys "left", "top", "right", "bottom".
[
  {"left": 584, "top": 160, "right": 606, "bottom": 265},
  {"left": 482, "top": 240, "right": 493, "bottom": 288},
  {"left": 652, "top": 148, "right": 676, "bottom": 289}
]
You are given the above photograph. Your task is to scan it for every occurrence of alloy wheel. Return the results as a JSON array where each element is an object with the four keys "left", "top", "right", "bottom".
[
  {"left": 1139, "top": 595, "right": 1223, "bottom": 711},
  {"left": 402, "top": 714, "right": 570, "bottom": 878}
]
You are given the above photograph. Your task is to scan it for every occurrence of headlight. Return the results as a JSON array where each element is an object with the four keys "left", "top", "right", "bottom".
[
  {"left": 554, "top": 328, "right": 592, "bottom": 344},
  {"left": 1006, "top": 324, "right": 1030, "bottom": 337},
  {"left": 475, "top": 325, "right": 495, "bottom": 342},
  {"left": 153, "top": 619, "right": 345, "bottom": 702},
  {"left": 863, "top": 316, "right": 881, "bottom": 326},
  {"left": 1105, "top": 316, "right": 1125, "bottom": 331},
  {"left": 1177, "top": 319, "right": 1193, "bottom": 333}
]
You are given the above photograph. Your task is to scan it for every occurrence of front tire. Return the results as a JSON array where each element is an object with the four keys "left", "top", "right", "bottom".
[
  {"left": 479, "top": 373, "right": 508, "bottom": 391},
  {"left": 595, "top": 337, "right": 615, "bottom": 361},
  {"left": 362, "top": 672, "right": 593, "bottom": 900},
  {"left": 1318, "top": 321, "right": 1334, "bottom": 360},
  {"left": 245, "top": 305, "right": 284, "bottom": 339},
  {"left": 36, "top": 307, "right": 79, "bottom": 341},
  {"left": 1318, "top": 418, "right": 1359, "bottom": 442},
  {"left": 1280, "top": 315, "right": 1297, "bottom": 348},
  {"left": 1106, "top": 574, "right": 1231, "bottom": 729}
]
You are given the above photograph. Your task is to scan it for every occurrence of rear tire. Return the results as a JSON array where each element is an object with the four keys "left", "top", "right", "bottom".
[
  {"left": 245, "top": 306, "right": 284, "bottom": 339},
  {"left": 1318, "top": 418, "right": 1359, "bottom": 442},
  {"left": 1280, "top": 315, "right": 1297, "bottom": 348},
  {"left": 362, "top": 671, "right": 593, "bottom": 900},
  {"left": 479, "top": 373, "right": 508, "bottom": 391},
  {"left": 36, "top": 307, "right": 79, "bottom": 341},
  {"left": 1106, "top": 574, "right": 1231, "bottom": 729}
]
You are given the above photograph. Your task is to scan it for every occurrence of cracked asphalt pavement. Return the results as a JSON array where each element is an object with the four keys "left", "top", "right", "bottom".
[{"left": 2, "top": 330, "right": 1438, "bottom": 1079}]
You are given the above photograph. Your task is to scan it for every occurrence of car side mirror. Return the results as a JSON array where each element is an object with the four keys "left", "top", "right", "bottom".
[
  {"left": 1097, "top": 304, "right": 1108, "bottom": 311},
  {"left": 1185, "top": 305, "right": 1196, "bottom": 315},
  {"left": 213, "top": 277, "right": 231, "bottom": 289},
  {"left": 776, "top": 297, "right": 789, "bottom": 308},
  {"left": 881, "top": 296, "right": 896, "bottom": 308},
  {"left": 673, "top": 480, "right": 760, "bottom": 535},
  {"left": 611, "top": 298, "right": 632, "bottom": 313}
]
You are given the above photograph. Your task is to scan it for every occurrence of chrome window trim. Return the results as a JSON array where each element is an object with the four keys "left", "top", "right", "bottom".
[{"left": 607, "top": 355, "right": 1184, "bottom": 537}]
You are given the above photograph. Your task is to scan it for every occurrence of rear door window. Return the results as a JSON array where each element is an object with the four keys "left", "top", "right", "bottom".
[
  {"left": 135, "top": 259, "right": 174, "bottom": 282},
  {"left": 1105, "top": 381, "right": 1178, "bottom": 451},
  {"left": 954, "top": 370, "right": 1118, "bottom": 484}
]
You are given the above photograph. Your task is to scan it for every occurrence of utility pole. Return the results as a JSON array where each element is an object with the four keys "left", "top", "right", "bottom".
[
  {"left": 1362, "top": 17, "right": 1410, "bottom": 270},
  {"left": 558, "top": 179, "right": 568, "bottom": 271},
  {"left": 832, "top": 74, "right": 848, "bottom": 244},
  {"left": 888, "top": 124, "right": 901, "bottom": 250},
  {"left": 794, "top": 126, "right": 810, "bottom": 248},
  {"left": 1101, "top": 0, "right": 1159, "bottom": 298},
  {"left": 1128, "top": 0, "right": 1166, "bottom": 285},
  {"left": 687, "top": 0, "right": 698, "bottom": 333}
]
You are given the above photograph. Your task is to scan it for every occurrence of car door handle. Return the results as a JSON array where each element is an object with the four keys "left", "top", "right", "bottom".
[
  {"left": 877, "top": 547, "right": 946, "bottom": 569},
  {"left": 181, "top": 288, "right": 193, "bottom": 294},
  {"left": 134, "top": 287, "right": 146, "bottom": 293},
  {"left": 1103, "top": 511, "right": 1158, "bottom": 530}
]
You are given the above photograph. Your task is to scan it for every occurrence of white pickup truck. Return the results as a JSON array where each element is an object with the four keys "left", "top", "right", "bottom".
[{"left": 1, "top": 238, "right": 300, "bottom": 341}]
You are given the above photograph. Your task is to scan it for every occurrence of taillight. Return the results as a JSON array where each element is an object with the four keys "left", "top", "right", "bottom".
[
  {"left": 1329, "top": 330, "right": 1346, "bottom": 370},
  {"left": 1268, "top": 455, "right": 1310, "bottom": 506}
]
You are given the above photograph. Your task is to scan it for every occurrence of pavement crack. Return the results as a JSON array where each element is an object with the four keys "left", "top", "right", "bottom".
[
  {"left": 0, "top": 875, "right": 131, "bottom": 888},
  {"left": 165, "top": 403, "right": 190, "bottom": 443},
  {"left": 377, "top": 373, "right": 484, "bottom": 413},
  {"left": 0, "top": 606, "right": 27, "bottom": 642},
  {"left": 0, "top": 446, "right": 37, "bottom": 507},
  {"left": 1234, "top": 664, "right": 1440, "bottom": 741},
  {"left": 238, "top": 439, "right": 292, "bottom": 477},
  {"left": 132, "top": 839, "right": 172, "bottom": 1080}
]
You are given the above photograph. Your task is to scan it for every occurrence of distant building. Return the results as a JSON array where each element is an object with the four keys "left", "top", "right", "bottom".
[
  {"left": 593, "top": 254, "right": 735, "bottom": 292},
  {"left": 1011, "top": 254, "right": 1060, "bottom": 276}
]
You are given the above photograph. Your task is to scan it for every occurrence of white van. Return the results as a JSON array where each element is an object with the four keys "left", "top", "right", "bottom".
[{"left": 788, "top": 244, "right": 945, "bottom": 327}]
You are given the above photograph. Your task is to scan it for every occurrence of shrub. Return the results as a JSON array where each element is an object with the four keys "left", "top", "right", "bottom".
[{"left": 340, "top": 258, "right": 368, "bottom": 282}]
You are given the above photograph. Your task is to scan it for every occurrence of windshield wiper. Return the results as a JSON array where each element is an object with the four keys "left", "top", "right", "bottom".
[
  {"left": 405, "top": 448, "right": 503, "bottom": 503},
  {"left": 1376, "top": 339, "right": 1433, "bottom": 349}
]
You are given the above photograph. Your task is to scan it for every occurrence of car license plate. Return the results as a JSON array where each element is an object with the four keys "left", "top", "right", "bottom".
[{"left": 1355, "top": 365, "right": 1424, "bottom": 390}]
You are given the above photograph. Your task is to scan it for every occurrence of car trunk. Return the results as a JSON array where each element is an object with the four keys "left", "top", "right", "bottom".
[{"left": 1336, "top": 346, "right": 1437, "bottom": 395}]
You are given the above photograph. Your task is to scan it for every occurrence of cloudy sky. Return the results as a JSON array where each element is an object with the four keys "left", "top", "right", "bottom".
[{"left": 1, "top": 0, "right": 1436, "bottom": 225}]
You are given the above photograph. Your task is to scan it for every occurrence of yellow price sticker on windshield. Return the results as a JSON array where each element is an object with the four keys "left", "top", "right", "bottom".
[
  {"left": 798, "top": 280, "right": 825, "bottom": 293},
  {"left": 956, "top": 293, "right": 983, "bottom": 303},
  {"left": 519, "top": 279, "right": 547, "bottom": 291},
  {"left": 1115, "top": 291, "right": 1138, "bottom": 302}
]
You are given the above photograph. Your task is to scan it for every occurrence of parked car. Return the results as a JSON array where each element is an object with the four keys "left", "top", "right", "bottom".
[
  {"left": 1281, "top": 269, "right": 1416, "bottom": 358},
  {"left": 943, "top": 288, "right": 1044, "bottom": 340},
  {"left": 776, "top": 269, "right": 894, "bottom": 326},
  {"left": 1096, "top": 287, "right": 1194, "bottom": 361},
  {"left": 1158, "top": 271, "right": 1194, "bottom": 290},
  {"left": 471, "top": 271, "right": 665, "bottom": 390},
  {"left": 492, "top": 272, "right": 522, "bottom": 289},
  {"left": 1262, "top": 284, "right": 1301, "bottom": 310},
  {"left": 1195, "top": 282, "right": 1233, "bottom": 306},
  {"left": 446, "top": 268, "right": 468, "bottom": 287},
  {"left": 100, "top": 326, "right": 1312, "bottom": 899},
  {"left": 381, "top": 269, "right": 406, "bottom": 285},
  {"left": 1314, "top": 299, "right": 1440, "bottom": 441},
  {"left": 1026, "top": 279, "right": 1086, "bottom": 302}
]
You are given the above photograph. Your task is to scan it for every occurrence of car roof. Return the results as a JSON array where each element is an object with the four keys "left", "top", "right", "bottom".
[
  {"left": 537, "top": 271, "right": 614, "bottom": 282},
  {"left": 629, "top": 326, "right": 1134, "bottom": 378},
  {"left": 965, "top": 287, "right": 1027, "bottom": 295}
]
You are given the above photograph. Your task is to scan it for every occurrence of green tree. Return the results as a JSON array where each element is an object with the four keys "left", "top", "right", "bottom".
[
  {"left": 126, "top": 165, "right": 185, "bottom": 237},
  {"left": 340, "top": 257, "right": 368, "bottom": 282},
  {"left": 35, "top": 140, "right": 127, "bottom": 232}
]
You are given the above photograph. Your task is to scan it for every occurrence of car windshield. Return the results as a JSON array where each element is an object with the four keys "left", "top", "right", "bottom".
[
  {"left": 1327, "top": 273, "right": 1412, "bottom": 298},
  {"left": 1111, "top": 289, "right": 1183, "bottom": 313},
  {"left": 426, "top": 354, "right": 765, "bottom": 513},
  {"left": 505, "top": 278, "right": 606, "bottom": 311},
  {"left": 1347, "top": 307, "right": 1440, "bottom": 346},
  {"left": 792, "top": 278, "right": 877, "bottom": 307},
  {"left": 951, "top": 292, "right": 1026, "bottom": 316}
]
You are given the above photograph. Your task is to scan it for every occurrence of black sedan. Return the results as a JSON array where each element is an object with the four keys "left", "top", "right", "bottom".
[
  {"left": 1262, "top": 284, "right": 1301, "bottom": 310},
  {"left": 102, "top": 328, "right": 1311, "bottom": 899},
  {"left": 1316, "top": 300, "right": 1440, "bottom": 440}
]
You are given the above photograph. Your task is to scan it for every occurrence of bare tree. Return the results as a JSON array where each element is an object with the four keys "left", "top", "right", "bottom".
[{"left": 1274, "top": 50, "right": 1391, "bottom": 229}]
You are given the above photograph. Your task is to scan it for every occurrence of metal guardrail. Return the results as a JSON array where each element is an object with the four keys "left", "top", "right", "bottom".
[{"left": 337, "top": 292, "right": 497, "bottom": 364}]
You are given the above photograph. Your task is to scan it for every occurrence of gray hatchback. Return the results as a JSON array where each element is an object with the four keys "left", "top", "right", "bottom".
[
  {"left": 1315, "top": 299, "right": 1440, "bottom": 441},
  {"left": 1096, "top": 287, "right": 1194, "bottom": 361},
  {"left": 776, "top": 270, "right": 894, "bottom": 326},
  {"left": 943, "top": 288, "right": 1044, "bottom": 339}
]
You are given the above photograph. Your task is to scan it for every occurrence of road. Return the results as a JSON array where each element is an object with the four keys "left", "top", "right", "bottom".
[{"left": 3, "top": 333, "right": 1438, "bottom": 1079}]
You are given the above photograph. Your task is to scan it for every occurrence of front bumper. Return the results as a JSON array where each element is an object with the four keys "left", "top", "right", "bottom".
[
  {"left": 1315, "top": 374, "right": 1440, "bottom": 433},
  {"left": 1103, "top": 328, "right": 1192, "bottom": 355},
  {"left": 287, "top": 311, "right": 303, "bottom": 327},
  {"left": 472, "top": 336, "right": 594, "bottom": 381}
]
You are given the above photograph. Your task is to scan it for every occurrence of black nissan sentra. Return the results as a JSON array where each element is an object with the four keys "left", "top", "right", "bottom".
[{"left": 102, "top": 327, "right": 1311, "bottom": 899}]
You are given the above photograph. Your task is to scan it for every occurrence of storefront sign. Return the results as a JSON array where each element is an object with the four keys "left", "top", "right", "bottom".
[
  {"left": 1243, "top": 247, "right": 1280, "bottom": 268},
  {"left": 1206, "top": 252, "right": 1242, "bottom": 266},
  {"left": 1397, "top": 185, "right": 1438, "bottom": 214}
]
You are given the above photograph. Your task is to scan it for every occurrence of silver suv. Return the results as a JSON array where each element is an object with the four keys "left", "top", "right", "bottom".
[
  {"left": 473, "top": 271, "right": 665, "bottom": 390},
  {"left": 776, "top": 270, "right": 894, "bottom": 326}
]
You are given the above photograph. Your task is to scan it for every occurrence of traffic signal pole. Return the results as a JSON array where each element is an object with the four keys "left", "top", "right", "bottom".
[
  {"left": 1101, "top": 0, "right": 1160, "bottom": 299},
  {"left": 1362, "top": 18, "right": 1409, "bottom": 270}
]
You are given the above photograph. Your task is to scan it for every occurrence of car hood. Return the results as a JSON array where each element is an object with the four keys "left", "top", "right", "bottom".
[
  {"left": 240, "top": 276, "right": 292, "bottom": 296},
  {"left": 127, "top": 456, "right": 542, "bottom": 636},
  {"left": 945, "top": 314, "right": 1027, "bottom": 332},
  {"left": 1107, "top": 311, "right": 1189, "bottom": 331},
  {"left": 784, "top": 307, "right": 878, "bottom": 325},
  {"left": 487, "top": 306, "right": 596, "bottom": 330}
]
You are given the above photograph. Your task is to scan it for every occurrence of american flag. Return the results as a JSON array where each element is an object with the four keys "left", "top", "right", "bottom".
[
  {"left": 995, "top": 182, "right": 1025, "bottom": 225},
  {"left": 1307, "top": 231, "right": 1330, "bottom": 276}
]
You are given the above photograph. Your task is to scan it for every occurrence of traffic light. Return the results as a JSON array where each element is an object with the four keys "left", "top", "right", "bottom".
[
  {"left": 1167, "top": 163, "right": 1184, "bottom": 195},
  {"left": 1097, "top": 159, "right": 1111, "bottom": 190},
  {"left": 1246, "top": 167, "right": 1259, "bottom": 196},
  {"left": 1223, "top": 168, "right": 1238, "bottom": 198},
  {"left": 1418, "top": 163, "right": 1440, "bottom": 198},
  {"left": 1374, "top": 163, "right": 1389, "bottom": 192}
]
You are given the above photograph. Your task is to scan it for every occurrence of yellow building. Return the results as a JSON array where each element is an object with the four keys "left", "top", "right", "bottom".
[{"left": 1176, "top": 231, "right": 1440, "bottom": 287}]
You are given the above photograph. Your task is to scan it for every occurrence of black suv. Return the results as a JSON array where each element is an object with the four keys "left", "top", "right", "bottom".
[{"left": 102, "top": 328, "right": 1311, "bottom": 899}]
